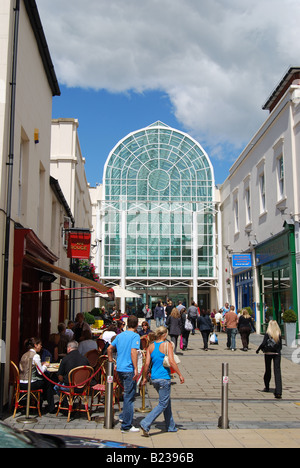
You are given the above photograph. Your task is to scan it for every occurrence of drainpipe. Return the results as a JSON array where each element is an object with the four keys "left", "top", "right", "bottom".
[{"left": 0, "top": 0, "right": 20, "bottom": 419}]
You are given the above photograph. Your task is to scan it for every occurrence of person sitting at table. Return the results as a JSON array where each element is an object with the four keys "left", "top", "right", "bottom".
[
  {"left": 45, "top": 333, "right": 60, "bottom": 362},
  {"left": 19, "top": 337, "right": 56, "bottom": 414},
  {"left": 102, "top": 324, "right": 117, "bottom": 344},
  {"left": 116, "top": 320, "right": 125, "bottom": 334},
  {"left": 139, "top": 321, "right": 151, "bottom": 349},
  {"left": 56, "top": 341, "right": 90, "bottom": 390},
  {"left": 57, "top": 323, "right": 69, "bottom": 360},
  {"left": 78, "top": 330, "right": 98, "bottom": 356},
  {"left": 102, "top": 324, "right": 117, "bottom": 354},
  {"left": 73, "top": 312, "right": 92, "bottom": 342},
  {"left": 65, "top": 320, "right": 74, "bottom": 341},
  {"left": 139, "top": 321, "right": 150, "bottom": 337}
]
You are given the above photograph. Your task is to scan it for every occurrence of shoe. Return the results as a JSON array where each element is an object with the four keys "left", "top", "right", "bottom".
[
  {"left": 140, "top": 426, "right": 150, "bottom": 437},
  {"left": 231, "top": 348, "right": 236, "bottom": 351},
  {"left": 262, "top": 388, "right": 269, "bottom": 393},
  {"left": 121, "top": 426, "right": 140, "bottom": 433},
  {"left": 274, "top": 394, "right": 282, "bottom": 399}
]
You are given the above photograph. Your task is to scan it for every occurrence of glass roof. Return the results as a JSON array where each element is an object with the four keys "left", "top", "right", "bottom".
[{"left": 104, "top": 122, "right": 214, "bottom": 202}]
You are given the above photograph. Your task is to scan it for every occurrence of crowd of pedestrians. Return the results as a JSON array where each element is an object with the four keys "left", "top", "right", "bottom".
[{"left": 17, "top": 298, "right": 283, "bottom": 438}]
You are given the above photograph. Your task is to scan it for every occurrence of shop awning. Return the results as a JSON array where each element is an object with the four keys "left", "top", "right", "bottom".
[
  {"left": 24, "top": 254, "right": 111, "bottom": 295},
  {"left": 96, "top": 286, "right": 141, "bottom": 299}
]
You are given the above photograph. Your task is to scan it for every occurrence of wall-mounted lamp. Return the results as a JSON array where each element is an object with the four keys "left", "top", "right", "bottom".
[{"left": 34, "top": 128, "right": 39, "bottom": 144}]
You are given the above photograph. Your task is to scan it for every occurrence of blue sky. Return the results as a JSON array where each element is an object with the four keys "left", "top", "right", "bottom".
[
  {"left": 52, "top": 86, "right": 240, "bottom": 188},
  {"left": 38, "top": 0, "right": 300, "bottom": 189}
]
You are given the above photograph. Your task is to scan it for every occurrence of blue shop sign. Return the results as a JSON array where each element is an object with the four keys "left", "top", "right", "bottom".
[{"left": 232, "top": 254, "right": 252, "bottom": 270}]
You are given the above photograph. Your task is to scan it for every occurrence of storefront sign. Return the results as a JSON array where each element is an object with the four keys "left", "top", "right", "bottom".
[
  {"left": 67, "top": 229, "right": 91, "bottom": 259},
  {"left": 256, "top": 233, "right": 288, "bottom": 266},
  {"left": 232, "top": 254, "right": 252, "bottom": 269}
]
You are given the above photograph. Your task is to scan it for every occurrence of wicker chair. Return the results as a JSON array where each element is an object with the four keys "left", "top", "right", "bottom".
[{"left": 10, "top": 361, "right": 43, "bottom": 418}]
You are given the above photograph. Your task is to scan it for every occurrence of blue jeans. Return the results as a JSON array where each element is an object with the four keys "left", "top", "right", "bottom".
[
  {"left": 118, "top": 371, "right": 137, "bottom": 430},
  {"left": 227, "top": 328, "right": 237, "bottom": 350},
  {"left": 141, "top": 379, "right": 177, "bottom": 432},
  {"left": 156, "top": 317, "right": 164, "bottom": 327}
]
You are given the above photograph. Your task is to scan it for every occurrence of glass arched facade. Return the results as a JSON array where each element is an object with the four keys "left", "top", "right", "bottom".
[{"left": 102, "top": 122, "right": 215, "bottom": 284}]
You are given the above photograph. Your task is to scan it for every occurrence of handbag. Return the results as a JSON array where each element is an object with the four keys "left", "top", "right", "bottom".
[
  {"left": 163, "top": 341, "right": 180, "bottom": 368},
  {"left": 184, "top": 317, "right": 193, "bottom": 331}
]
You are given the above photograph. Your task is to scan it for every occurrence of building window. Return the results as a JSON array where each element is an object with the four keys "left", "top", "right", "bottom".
[
  {"left": 259, "top": 173, "right": 266, "bottom": 214},
  {"left": 245, "top": 187, "right": 251, "bottom": 224},
  {"left": 278, "top": 156, "right": 284, "bottom": 200},
  {"left": 234, "top": 198, "right": 239, "bottom": 233}
]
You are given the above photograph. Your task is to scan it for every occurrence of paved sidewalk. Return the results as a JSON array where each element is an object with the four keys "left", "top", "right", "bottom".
[{"left": 3, "top": 330, "right": 300, "bottom": 448}]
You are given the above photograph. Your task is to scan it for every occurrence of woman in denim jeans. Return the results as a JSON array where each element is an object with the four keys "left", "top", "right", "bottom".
[{"left": 140, "top": 326, "right": 184, "bottom": 437}]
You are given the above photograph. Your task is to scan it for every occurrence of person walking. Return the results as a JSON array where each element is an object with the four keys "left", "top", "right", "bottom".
[
  {"left": 215, "top": 309, "right": 222, "bottom": 333},
  {"left": 107, "top": 315, "right": 141, "bottom": 433},
  {"left": 256, "top": 320, "right": 282, "bottom": 399},
  {"left": 238, "top": 309, "right": 253, "bottom": 351},
  {"left": 166, "top": 307, "right": 182, "bottom": 354},
  {"left": 221, "top": 302, "right": 230, "bottom": 318},
  {"left": 180, "top": 307, "right": 190, "bottom": 351},
  {"left": 224, "top": 305, "right": 238, "bottom": 351},
  {"left": 140, "top": 326, "right": 185, "bottom": 437},
  {"left": 154, "top": 301, "right": 165, "bottom": 328},
  {"left": 143, "top": 304, "right": 152, "bottom": 327},
  {"left": 187, "top": 301, "right": 199, "bottom": 335},
  {"left": 198, "top": 311, "right": 213, "bottom": 351}
]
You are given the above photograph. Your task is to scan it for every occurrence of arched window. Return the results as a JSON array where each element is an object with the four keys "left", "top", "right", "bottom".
[
  {"left": 104, "top": 121, "right": 213, "bottom": 203},
  {"left": 102, "top": 122, "right": 215, "bottom": 279}
]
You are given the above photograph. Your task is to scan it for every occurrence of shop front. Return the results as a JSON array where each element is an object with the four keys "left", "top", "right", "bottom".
[
  {"left": 256, "top": 223, "right": 298, "bottom": 334},
  {"left": 10, "top": 227, "right": 112, "bottom": 365}
]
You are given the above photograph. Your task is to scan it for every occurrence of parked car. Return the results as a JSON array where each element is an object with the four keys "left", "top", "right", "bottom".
[{"left": 0, "top": 422, "right": 142, "bottom": 448}]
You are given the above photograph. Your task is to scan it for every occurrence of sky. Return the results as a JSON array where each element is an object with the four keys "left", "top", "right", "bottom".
[{"left": 36, "top": 0, "right": 300, "bottom": 187}]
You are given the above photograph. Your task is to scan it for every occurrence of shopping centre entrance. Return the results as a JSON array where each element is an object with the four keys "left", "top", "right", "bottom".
[{"left": 122, "top": 288, "right": 212, "bottom": 317}]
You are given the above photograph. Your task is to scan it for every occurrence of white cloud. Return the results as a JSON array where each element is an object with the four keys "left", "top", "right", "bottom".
[{"left": 37, "top": 0, "right": 300, "bottom": 152}]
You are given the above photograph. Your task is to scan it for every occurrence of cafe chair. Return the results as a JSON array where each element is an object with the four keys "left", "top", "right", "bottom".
[
  {"left": 85, "top": 349, "right": 101, "bottom": 368},
  {"left": 90, "top": 358, "right": 121, "bottom": 415},
  {"left": 10, "top": 361, "right": 43, "bottom": 418},
  {"left": 56, "top": 365, "right": 93, "bottom": 423},
  {"left": 85, "top": 349, "right": 101, "bottom": 383}
]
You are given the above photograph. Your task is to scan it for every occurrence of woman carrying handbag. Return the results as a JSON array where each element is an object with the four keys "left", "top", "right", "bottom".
[{"left": 140, "top": 326, "right": 184, "bottom": 437}]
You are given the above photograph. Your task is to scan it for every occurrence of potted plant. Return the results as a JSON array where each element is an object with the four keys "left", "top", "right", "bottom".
[{"left": 282, "top": 309, "right": 297, "bottom": 348}]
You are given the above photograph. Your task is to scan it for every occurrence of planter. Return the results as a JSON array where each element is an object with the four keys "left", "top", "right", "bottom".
[{"left": 284, "top": 322, "right": 297, "bottom": 348}]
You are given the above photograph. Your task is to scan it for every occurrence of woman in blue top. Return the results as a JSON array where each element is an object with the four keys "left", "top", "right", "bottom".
[{"left": 140, "top": 326, "right": 184, "bottom": 437}]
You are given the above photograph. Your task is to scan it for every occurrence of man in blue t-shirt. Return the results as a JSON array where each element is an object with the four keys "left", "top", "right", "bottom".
[{"left": 107, "top": 315, "right": 140, "bottom": 433}]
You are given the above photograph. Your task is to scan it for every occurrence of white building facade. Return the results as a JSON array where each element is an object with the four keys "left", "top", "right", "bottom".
[{"left": 220, "top": 67, "right": 300, "bottom": 335}]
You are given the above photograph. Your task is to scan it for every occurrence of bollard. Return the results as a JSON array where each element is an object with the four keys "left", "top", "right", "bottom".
[
  {"left": 218, "top": 362, "right": 229, "bottom": 429},
  {"left": 17, "top": 357, "right": 38, "bottom": 424},
  {"left": 104, "top": 360, "right": 114, "bottom": 429}
]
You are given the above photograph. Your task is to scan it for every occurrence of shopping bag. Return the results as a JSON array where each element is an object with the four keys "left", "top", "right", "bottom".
[
  {"left": 210, "top": 333, "right": 218, "bottom": 345},
  {"left": 180, "top": 335, "right": 184, "bottom": 350}
]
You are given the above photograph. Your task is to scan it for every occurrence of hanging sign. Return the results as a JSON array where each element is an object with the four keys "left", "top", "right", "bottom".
[
  {"left": 232, "top": 254, "right": 252, "bottom": 269},
  {"left": 67, "top": 229, "right": 91, "bottom": 259}
]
